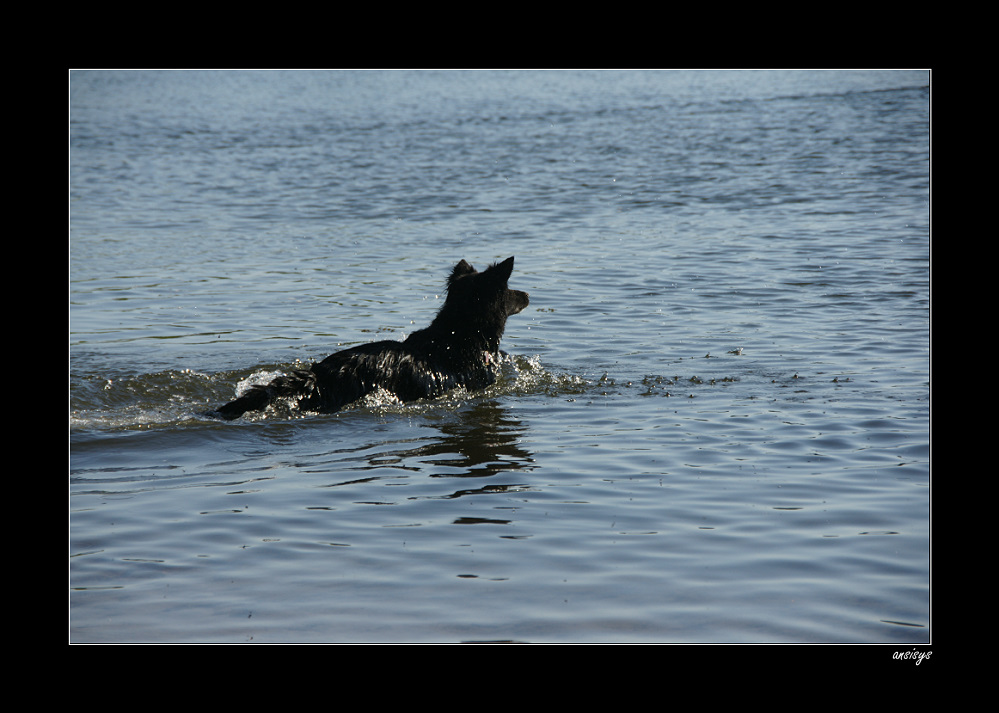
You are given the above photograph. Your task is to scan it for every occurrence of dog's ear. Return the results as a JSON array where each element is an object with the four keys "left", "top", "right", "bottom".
[
  {"left": 448, "top": 259, "right": 477, "bottom": 288},
  {"left": 453, "top": 259, "right": 476, "bottom": 275},
  {"left": 489, "top": 256, "right": 515, "bottom": 283}
]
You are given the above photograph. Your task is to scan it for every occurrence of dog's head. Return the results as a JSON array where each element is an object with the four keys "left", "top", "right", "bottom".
[{"left": 447, "top": 256, "right": 529, "bottom": 318}]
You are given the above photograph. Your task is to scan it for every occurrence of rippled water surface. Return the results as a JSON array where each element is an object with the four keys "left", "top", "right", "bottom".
[{"left": 70, "top": 70, "right": 930, "bottom": 643}]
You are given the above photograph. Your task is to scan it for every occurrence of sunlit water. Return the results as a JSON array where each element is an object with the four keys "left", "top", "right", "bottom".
[{"left": 70, "top": 70, "right": 930, "bottom": 643}]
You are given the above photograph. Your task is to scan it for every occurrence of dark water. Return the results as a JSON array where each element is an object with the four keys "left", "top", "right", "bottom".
[{"left": 70, "top": 70, "right": 930, "bottom": 643}]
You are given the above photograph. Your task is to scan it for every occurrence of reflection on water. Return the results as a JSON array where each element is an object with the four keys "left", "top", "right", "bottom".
[
  {"left": 314, "top": 399, "right": 536, "bottom": 501},
  {"left": 419, "top": 400, "right": 535, "bottom": 479}
]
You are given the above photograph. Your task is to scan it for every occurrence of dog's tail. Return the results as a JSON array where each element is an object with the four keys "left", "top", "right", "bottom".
[{"left": 207, "top": 369, "right": 317, "bottom": 420}]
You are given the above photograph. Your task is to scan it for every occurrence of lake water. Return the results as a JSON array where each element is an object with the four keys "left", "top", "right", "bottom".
[{"left": 69, "top": 69, "right": 930, "bottom": 644}]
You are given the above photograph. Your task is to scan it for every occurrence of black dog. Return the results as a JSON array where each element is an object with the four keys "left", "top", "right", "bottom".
[{"left": 208, "top": 256, "right": 529, "bottom": 420}]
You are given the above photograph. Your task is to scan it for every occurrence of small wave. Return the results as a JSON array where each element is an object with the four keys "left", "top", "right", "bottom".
[
  {"left": 70, "top": 367, "right": 238, "bottom": 430},
  {"left": 70, "top": 354, "right": 580, "bottom": 430},
  {"left": 499, "top": 353, "right": 588, "bottom": 397}
]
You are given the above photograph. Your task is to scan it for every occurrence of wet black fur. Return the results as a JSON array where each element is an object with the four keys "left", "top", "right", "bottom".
[{"left": 208, "top": 256, "right": 529, "bottom": 420}]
